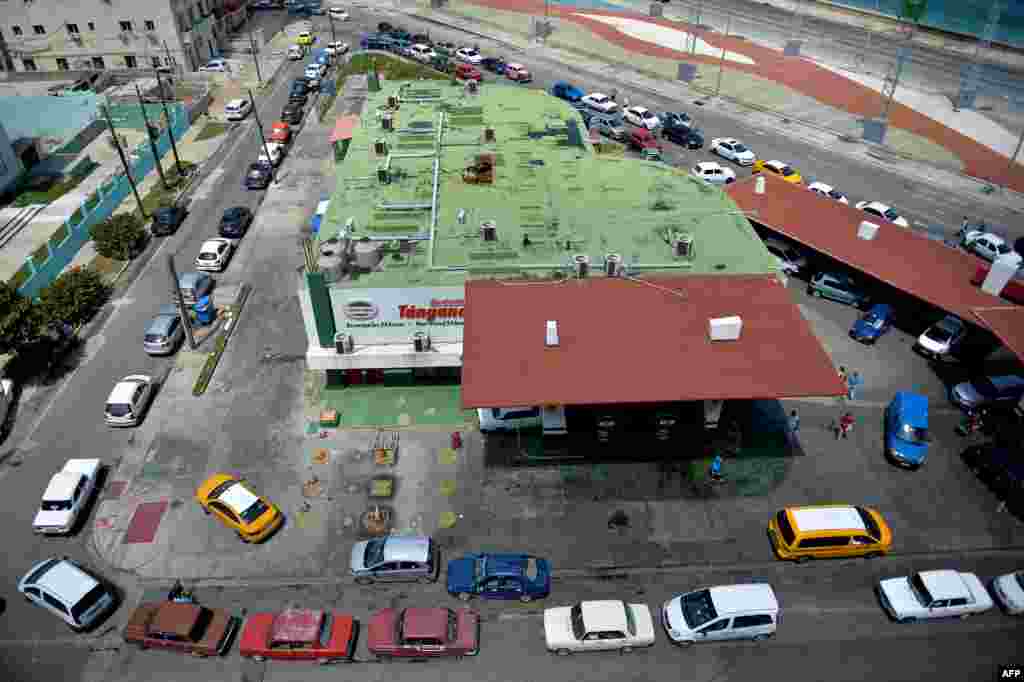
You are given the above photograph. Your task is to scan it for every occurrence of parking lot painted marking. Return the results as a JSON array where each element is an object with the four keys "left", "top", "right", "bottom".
[{"left": 122, "top": 499, "right": 169, "bottom": 544}]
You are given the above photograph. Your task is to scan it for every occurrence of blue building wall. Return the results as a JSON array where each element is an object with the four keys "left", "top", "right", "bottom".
[
  {"left": 826, "top": 0, "right": 1024, "bottom": 47},
  {"left": 0, "top": 94, "right": 103, "bottom": 142},
  {"left": 0, "top": 121, "right": 24, "bottom": 196}
]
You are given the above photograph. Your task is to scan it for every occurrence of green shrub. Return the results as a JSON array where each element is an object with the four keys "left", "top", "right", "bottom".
[
  {"left": 31, "top": 243, "right": 50, "bottom": 268},
  {"left": 90, "top": 213, "right": 147, "bottom": 260},
  {"left": 49, "top": 223, "right": 71, "bottom": 249},
  {"left": 38, "top": 267, "right": 109, "bottom": 327}
]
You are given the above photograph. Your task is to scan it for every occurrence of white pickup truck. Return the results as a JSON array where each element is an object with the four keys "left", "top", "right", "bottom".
[{"left": 33, "top": 458, "right": 102, "bottom": 535}]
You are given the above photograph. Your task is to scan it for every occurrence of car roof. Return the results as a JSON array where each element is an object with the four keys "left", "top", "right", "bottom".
[
  {"left": 226, "top": 98, "right": 245, "bottom": 108},
  {"left": 790, "top": 506, "right": 866, "bottom": 532},
  {"left": 481, "top": 553, "right": 530, "bottom": 577},
  {"left": 107, "top": 377, "right": 146, "bottom": 404},
  {"left": 201, "top": 239, "right": 229, "bottom": 251},
  {"left": 215, "top": 480, "right": 259, "bottom": 514},
  {"left": 587, "top": 92, "right": 607, "bottom": 99},
  {"left": 151, "top": 602, "right": 204, "bottom": 637},
  {"left": 580, "top": 600, "right": 628, "bottom": 631},
  {"left": 31, "top": 558, "right": 98, "bottom": 603},
  {"left": 918, "top": 570, "right": 968, "bottom": 600},
  {"left": 271, "top": 608, "right": 324, "bottom": 644},
  {"left": 146, "top": 308, "right": 178, "bottom": 335},
  {"left": 178, "top": 272, "right": 209, "bottom": 287},
  {"left": 864, "top": 201, "right": 891, "bottom": 211},
  {"left": 935, "top": 315, "right": 964, "bottom": 331},
  {"left": 224, "top": 206, "right": 249, "bottom": 217},
  {"left": 402, "top": 607, "right": 449, "bottom": 639},
  {"left": 507, "top": 62, "right": 525, "bottom": 69},
  {"left": 708, "top": 584, "right": 779, "bottom": 614},
  {"left": 382, "top": 535, "right": 431, "bottom": 562},
  {"left": 695, "top": 162, "right": 720, "bottom": 171},
  {"left": 719, "top": 137, "right": 739, "bottom": 144},
  {"left": 43, "top": 471, "right": 84, "bottom": 501},
  {"left": 809, "top": 181, "right": 833, "bottom": 191}
]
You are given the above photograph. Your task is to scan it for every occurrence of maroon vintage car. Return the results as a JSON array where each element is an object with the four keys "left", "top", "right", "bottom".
[
  {"left": 123, "top": 601, "right": 238, "bottom": 656},
  {"left": 367, "top": 607, "right": 479, "bottom": 660}
]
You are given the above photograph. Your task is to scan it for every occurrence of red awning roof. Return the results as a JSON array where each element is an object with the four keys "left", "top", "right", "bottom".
[
  {"left": 725, "top": 174, "right": 1024, "bottom": 364},
  {"left": 329, "top": 115, "right": 359, "bottom": 143},
  {"left": 461, "top": 275, "right": 846, "bottom": 408}
]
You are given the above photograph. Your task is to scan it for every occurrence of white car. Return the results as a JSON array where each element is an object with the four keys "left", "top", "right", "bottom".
[
  {"left": 582, "top": 93, "right": 618, "bottom": 113},
  {"left": 544, "top": 600, "right": 655, "bottom": 655},
  {"left": 198, "top": 58, "right": 229, "bottom": 72},
  {"left": 104, "top": 374, "right": 154, "bottom": 427},
  {"left": 992, "top": 570, "right": 1024, "bottom": 615},
  {"left": 328, "top": 6, "right": 349, "bottom": 19},
  {"left": 287, "top": 45, "right": 304, "bottom": 60},
  {"left": 710, "top": 137, "right": 756, "bottom": 166},
  {"left": 623, "top": 106, "right": 660, "bottom": 130},
  {"left": 914, "top": 314, "right": 966, "bottom": 360},
  {"left": 408, "top": 44, "right": 436, "bottom": 63},
  {"left": 325, "top": 41, "right": 349, "bottom": 56},
  {"left": 18, "top": 557, "right": 117, "bottom": 631},
  {"left": 855, "top": 200, "right": 909, "bottom": 228},
  {"left": 33, "top": 459, "right": 101, "bottom": 535},
  {"left": 195, "top": 238, "right": 235, "bottom": 272},
  {"left": 691, "top": 161, "right": 736, "bottom": 185},
  {"left": 258, "top": 141, "right": 286, "bottom": 167},
  {"left": 877, "top": 570, "right": 994, "bottom": 623},
  {"left": 662, "top": 584, "right": 779, "bottom": 646},
  {"left": 305, "top": 63, "right": 327, "bottom": 78},
  {"left": 962, "top": 230, "right": 1023, "bottom": 265},
  {"left": 455, "top": 47, "right": 483, "bottom": 64},
  {"left": 224, "top": 98, "right": 251, "bottom": 121},
  {"left": 807, "top": 181, "right": 849, "bottom": 204}
]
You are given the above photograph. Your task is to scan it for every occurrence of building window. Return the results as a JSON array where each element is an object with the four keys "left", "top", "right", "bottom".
[
  {"left": 21, "top": 58, "right": 37, "bottom": 71},
  {"left": 144, "top": 20, "right": 155, "bottom": 31},
  {"left": 119, "top": 20, "right": 132, "bottom": 32},
  {"left": 56, "top": 57, "right": 69, "bottom": 70},
  {"left": 151, "top": 56, "right": 161, "bottom": 68},
  {"left": 91, "top": 56, "right": 104, "bottom": 69},
  {"left": 32, "top": 25, "right": 45, "bottom": 35},
  {"left": 125, "top": 55, "right": 137, "bottom": 68},
  {"left": 12, "top": 26, "right": 23, "bottom": 36},
  {"left": 87, "top": 22, "right": 95, "bottom": 31},
  {"left": 165, "top": 56, "right": 175, "bottom": 66},
  {"left": 66, "top": 23, "right": 79, "bottom": 34}
]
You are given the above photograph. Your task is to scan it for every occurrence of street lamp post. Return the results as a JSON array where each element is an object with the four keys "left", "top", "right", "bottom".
[{"left": 714, "top": 11, "right": 732, "bottom": 98}]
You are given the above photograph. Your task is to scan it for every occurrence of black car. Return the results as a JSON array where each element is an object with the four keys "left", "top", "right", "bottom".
[
  {"left": 663, "top": 126, "right": 704, "bottom": 149},
  {"left": 481, "top": 56, "right": 506, "bottom": 74},
  {"left": 245, "top": 163, "right": 272, "bottom": 190},
  {"left": 281, "top": 104, "right": 304, "bottom": 124},
  {"left": 661, "top": 111, "right": 693, "bottom": 131},
  {"left": 291, "top": 78, "right": 309, "bottom": 94},
  {"left": 411, "top": 33, "right": 430, "bottom": 45},
  {"left": 962, "top": 444, "right": 1024, "bottom": 512},
  {"left": 377, "top": 21, "right": 393, "bottom": 33},
  {"left": 288, "top": 90, "right": 308, "bottom": 105},
  {"left": 219, "top": 206, "right": 253, "bottom": 238},
  {"left": 151, "top": 206, "right": 187, "bottom": 236}
]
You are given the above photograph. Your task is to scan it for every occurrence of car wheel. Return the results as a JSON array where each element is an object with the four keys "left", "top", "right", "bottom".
[
  {"left": 620, "top": 646, "right": 633, "bottom": 654},
  {"left": 519, "top": 594, "right": 533, "bottom": 603},
  {"left": 355, "top": 576, "right": 374, "bottom": 586},
  {"left": 752, "top": 634, "right": 772, "bottom": 642},
  {"left": 959, "top": 613, "right": 971, "bottom": 619},
  {"left": 865, "top": 552, "right": 884, "bottom": 559},
  {"left": 316, "top": 657, "right": 330, "bottom": 665},
  {"left": 201, "top": 506, "right": 210, "bottom": 515},
  {"left": 795, "top": 555, "right": 811, "bottom": 564},
  {"left": 137, "top": 642, "right": 148, "bottom": 650},
  {"left": 377, "top": 654, "right": 392, "bottom": 662},
  {"left": 898, "top": 617, "right": 916, "bottom": 624},
  {"left": 418, "top": 575, "right": 434, "bottom": 585},
  {"left": 252, "top": 655, "right": 265, "bottom": 661},
  {"left": 458, "top": 592, "right": 473, "bottom": 602},
  {"left": 556, "top": 648, "right": 571, "bottom": 656},
  {"left": 466, "top": 647, "right": 479, "bottom": 657},
  {"left": 810, "top": 289, "right": 821, "bottom": 298}
]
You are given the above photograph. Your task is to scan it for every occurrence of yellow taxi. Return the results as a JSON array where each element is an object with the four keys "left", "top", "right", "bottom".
[
  {"left": 768, "top": 505, "right": 892, "bottom": 562},
  {"left": 195, "top": 474, "right": 283, "bottom": 543},
  {"left": 752, "top": 159, "right": 803, "bottom": 184},
  {"left": 297, "top": 31, "right": 313, "bottom": 46}
]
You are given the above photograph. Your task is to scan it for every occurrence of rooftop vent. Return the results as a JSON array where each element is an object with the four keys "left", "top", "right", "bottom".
[
  {"left": 334, "top": 332, "right": 354, "bottom": 354},
  {"left": 374, "top": 139, "right": 387, "bottom": 155},
  {"left": 673, "top": 233, "right": 694, "bottom": 259},
  {"left": 604, "top": 253, "right": 623, "bottom": 277},
  {"left": 466, "top": 79, "right": 478, "bottom": 95},
  {"left": 857, "top": 221, "right": 879, "bottom": 240},
  {"left": 546, "top": 320, "right": 559, "bottom": 347},
  {"left": 413, "top": 331, "right": 431, "bottom": 352},
  {"left": 480, "top": 220, "right": 497, "bottom": 241},
  {"left": 484, "top": 127, "right": 495, "bottom": 143},
  {"left": 573, "top": 254, "right": 590, "bottom": 278},
  {"left": 387, "top": 95, "right": 398, "bottom": 109},
  {"left": 709, "top": 316, "right": 743, "bottom": 342},
  {"left": 755, "top": 175, "right": 765, "bottom": 194}
]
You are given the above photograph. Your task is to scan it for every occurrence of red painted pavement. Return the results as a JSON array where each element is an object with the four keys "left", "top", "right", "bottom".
[
  {"left": 123, "top": 500, "right": 169, "bottom": 544},
  {"left": 105, "top": 480, "right": 128, "bottom": 499},
  {"left": 461, "top": 0, "right": 1024, "bottom": 191}
]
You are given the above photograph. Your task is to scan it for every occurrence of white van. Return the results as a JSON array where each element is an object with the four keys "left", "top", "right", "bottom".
[
  {"left": 662, "top": 584, "right": 779, "bottom": 646},
  {"left": 478, "top": 405, "right": 567, "bottom": 435}
]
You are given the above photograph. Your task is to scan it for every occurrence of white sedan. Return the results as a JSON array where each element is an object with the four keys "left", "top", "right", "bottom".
[
  {"left": 962, "top": 230, "right": 1023, "bottom": 265},
  {"left": 992, "top": 570, "right": 1024, "bottom": 615},
  {"left": 325, "top": 41, "right": 349, "bottom": 56},
  {"left": 807, "top": 181, "right": 849, "bottom": 204},
  {"left": 623, "top": 106, "right": 660, "bottom": 130},
  {"left": 691, "top": 161, "right": 735, "bottom": 185},
  {"left": 455, "top": 47, "right": 484, "bottom": 64},
  {"left": 710, "top": 137, "right": 756, "bottom": 165},
  {"left": 855, "top": 200, "right": 909, "bottom": 227},
  {"left": 18, "top": 557, "right": 118, "bottom": 631},
  {"left": 198, "top": 58, "right": 229, "bottom": 72},
  {"left": 258, "top": 142, "right": 286, "bottom": 167},
  {"left": 305, "top": 63, "right": 327, "bottom": 78},
  {"left": 581, "top": 93, "right": 618, "bottom": 113},
  {"left": 33, "top": 459, "right": 101, "bottom": 535},
  {"left": 328, "top": 7, "right": 349, "bottom": 20},
  {"left": 877, "top": 570, "right": 993, "bottom": 623},
  {"left": 194, "top": 238, "right": 234, "bottom": 272},
  {"left": 544, "top": 600, "right": 655, "bottom": 655}
]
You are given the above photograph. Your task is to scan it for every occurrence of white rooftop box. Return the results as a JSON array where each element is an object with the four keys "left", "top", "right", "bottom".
[
  {"left": 982, "top": 256, "right": 1018, "bottom": 297},
  {"left": 709, "top": 315, "right": 742, "bottom": 341},
  {"left": 857, "top": 221, "right": 879, "bottom": 240},
  {"left": 546, "top": 320, "right": 559, "bottom": 347}
]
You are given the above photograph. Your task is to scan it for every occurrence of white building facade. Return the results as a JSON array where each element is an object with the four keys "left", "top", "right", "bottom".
[
  {"left": 0, "top": 0, "right": 248, "bottom": 74},
  {"left": 0, "top": 121, "right": 24, "bottom": 195}
]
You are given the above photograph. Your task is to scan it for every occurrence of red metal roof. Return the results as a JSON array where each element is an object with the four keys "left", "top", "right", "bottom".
[
  {"left": 461, "top": 275, "right": 846, "bottom": 408},
  {"left": 329, "top": 115, "right": 359, "bottom": 143},
  {"left": 271, "top": 608, "right": 324, "bottom": 644},
  {"left": 970, "top": 307, "right": 1024, "bottom": 365},
  {"left": 402, "top": 608, "right": 450, "bottom": 640}
]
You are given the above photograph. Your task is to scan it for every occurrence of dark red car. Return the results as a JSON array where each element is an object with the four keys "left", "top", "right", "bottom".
[
  {"left": 367, "top": 607, "right": 479, "bottom": 660},
  {"left": 627, "top": 128, "right": 662, "bottom": 153},
  {"left": 239, "top": 608, "right": 357, "bottom": 664},
  {"left": 455, "top": 63, "right": 482, "bottom": 81}
]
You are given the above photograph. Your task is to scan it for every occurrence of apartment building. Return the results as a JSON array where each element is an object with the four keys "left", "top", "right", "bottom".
[{"left": 0, "top": 0, "right": 247, "bottom": 74}]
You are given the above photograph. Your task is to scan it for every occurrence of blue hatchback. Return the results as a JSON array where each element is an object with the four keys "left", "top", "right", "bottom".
[
  {"left": 849, "top": 303, "right": 893, "bottom": 344},
  {"left": 884, "top": 391, "right": 929, "bottom": 468},
  {"left": 446, "top": 553, "right": 550, "bottom": 603}
]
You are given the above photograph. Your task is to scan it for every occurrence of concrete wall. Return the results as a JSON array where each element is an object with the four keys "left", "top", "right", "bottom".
[
  {"left": 0, "top": 121, "right": 24, "bottom": 195},
  {"left": 0, "top": 94, "right": 101, "bottom": 141}
]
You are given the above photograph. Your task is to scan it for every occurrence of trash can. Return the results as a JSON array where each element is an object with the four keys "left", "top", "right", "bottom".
[{"left": 194, "top": 295, "right": 215, "bottom": 326}]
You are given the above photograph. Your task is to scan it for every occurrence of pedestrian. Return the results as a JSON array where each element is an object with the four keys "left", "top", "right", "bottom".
[
  {"left": 610, "top": 88, "right": 618, "bottom": 103},
  {"left": 786, "top": 409, "right": 800, "bottom": 447},
  {"left": 847, "top": 371, "right": 862, "bottom": 401},
  {"left": 837, "top": 366, "right": 848, "bottom": 401},
  {"left": 709, "top": 454, "right": 724, "bottom": 481},
  {"left": 838, "top": 412, "right": 855, "bottom": 439}
]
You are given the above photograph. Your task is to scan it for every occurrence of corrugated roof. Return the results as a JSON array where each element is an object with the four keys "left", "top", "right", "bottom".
[
  {"left": 461, "top": 275, "right": 846, "bottom": 408},
  {"left": 970, "top": 307, "right": 1024, "bottom": 364}
]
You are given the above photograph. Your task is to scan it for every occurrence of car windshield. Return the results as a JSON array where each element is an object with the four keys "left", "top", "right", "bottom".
[
  {"left": 569, "top": 604, "right": 585, "bottom": 640},
  {"left": 593, "top": 96, "right": 607, "bottom": 104},
  {"left": 828, "top": 190, "right": 844, "bottom": 200},
  {"left": 641, "top": 111, "right": 654, "bottom": 119},
  {"left": 775, "top": 510, "right": 796, "bottom": 545},
  {"left": 198, "top": 252, "right": 218, "bottom": 260},
  {"left": 883, "top": 208, "right": 900, "bottom": 220},
  {"left": 624, "top": 604, "right": 636, "bottom": 636},
  {"left": 681, "top": 589, "right": 717, "bottom": 629},
  {"left": 733, "top": 143, "right": 748, "bottom": 153},
  {"left": 974, "top": 379, "right": 999, "bottom": 398},
  {"left": 239, "top": 498, "right": 269, "bottom": 523},
  {"left": 855, "top": 507, "right": 882, "bottom": 541},
  {"left": 41, "top": 499, "right": 72, "bottom": 511},
  {"left": 475, "top": 556, "right": 486, "bottom": 578},
  {"left": 364, "top": 539, "right": 386, "bottom": 566},
  {"left": 909, "top": 574, "right": 933, "bottom": 606},
  {"left": 897, "top": 423, "right": 929, "bottom": 444},
  {"left": 780, "top": 166, "right": 794, "bottom": 176},
  {"left": 70, "top": 584, "right": 107, "bottom": 623},
  {"left": 996, "top": 243, "right": 1011, "bottom": 254},
  {"left": 106, "top": 403, "right": 131, "bottom": 417},
  {"left": 926, "top": 326, "right": 953, "bottom": 343},
  {"left": 1016, "top": 573, "right": 1024, "bottom": 591},
  {"left": 863, "top": 313, "right": 883, "bottom": 328}
]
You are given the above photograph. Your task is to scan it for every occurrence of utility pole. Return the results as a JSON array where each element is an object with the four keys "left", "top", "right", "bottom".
[
  {"left": 167, "top": 254, "right": 196, "bottom": 350},
  {"left": 135, "top": 84, "right": 169, "bottom": 189},
  {"left": 162, "top": 39, "right": 176, "bottom": 73},
  {"left": 154, "top": 72, "right": 185, "bottom": 177},
  {"left": 328, "top": 11, "right": 337, "bottom": 45},
  {"left": 248, "top": 88, "right": 275, "bottom": 183},
  {"left": 100, "top": 104, "right": 147, "bottom": 218},
  {"left": 880, "top": 0, "right": 928, "bottom": 123},
  {"left": 248, "top": 27, "right": 263, "bottom": 84},
  {"left": 714, "top": 11, "right": 732, "bottom": 98}
]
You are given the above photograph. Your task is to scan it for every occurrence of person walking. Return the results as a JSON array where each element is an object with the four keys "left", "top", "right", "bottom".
[
  {"left": 847, "top": 371, "right": 862, "bottom": 401},
  {"left": 837, "top": 366, "right": 848, "bottom": 402},
  {"left": 838, "top": 412, "right": 855, "bottom": 439},
  {"left": 786, "top": 409, "right": 800, "bottom": 447},
  {"left": 709, "top": 454, "right": 724, "bottom": 481}
]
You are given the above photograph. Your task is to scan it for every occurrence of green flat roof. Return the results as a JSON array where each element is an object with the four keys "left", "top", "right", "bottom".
[{"left": 320, "top": 81, "right": 776, "bottom": 288}]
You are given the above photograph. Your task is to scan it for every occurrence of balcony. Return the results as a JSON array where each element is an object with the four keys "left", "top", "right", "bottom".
[{"left": 8, "top": 36, "right": 52, "bottom": 54}]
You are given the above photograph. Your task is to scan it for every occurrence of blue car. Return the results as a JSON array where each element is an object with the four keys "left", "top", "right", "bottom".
[
  {"left": 884, "top": 391, "right": 929, "bottom": 468},
  {"left": 849, "top": 303, "right": 893, "bottom": 344},
  {"left": 446, "top": 553, "right": 550, "bottom": 603},
  {"left": 550, "top": 81, "right": 583, "bottom": 105}
]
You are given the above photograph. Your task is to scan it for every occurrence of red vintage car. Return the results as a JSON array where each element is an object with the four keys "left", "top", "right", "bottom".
[
  {"left": 270, "top": 121, "right": 291, "bottom": 143},
  {"left": 367, "top": 607, "right": 479, "bottom": 660},
  {"left": 455, "top": 63, "right": 482, "bottom": 82},
  {"left": 504, "top": 63, "right": 532, "bottom": 82},
  {"left": 239, "top": 608, "right": 357, "bottom": 664}
]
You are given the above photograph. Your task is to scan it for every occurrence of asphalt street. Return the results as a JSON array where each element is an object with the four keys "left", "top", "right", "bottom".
[{"left": 98, "top": 552, "right": 1024, "bottom": 682}]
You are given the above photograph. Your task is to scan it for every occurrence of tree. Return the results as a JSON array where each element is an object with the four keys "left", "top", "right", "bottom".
[
  {"left": 90, "top": 214, "right": 147, "bottom": 261},
  {"left": 38, "top": 268, "right": 109, "bottom": 328},
  {"left": 0, "top": 282, "right": 44, "bottom": 355}
]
